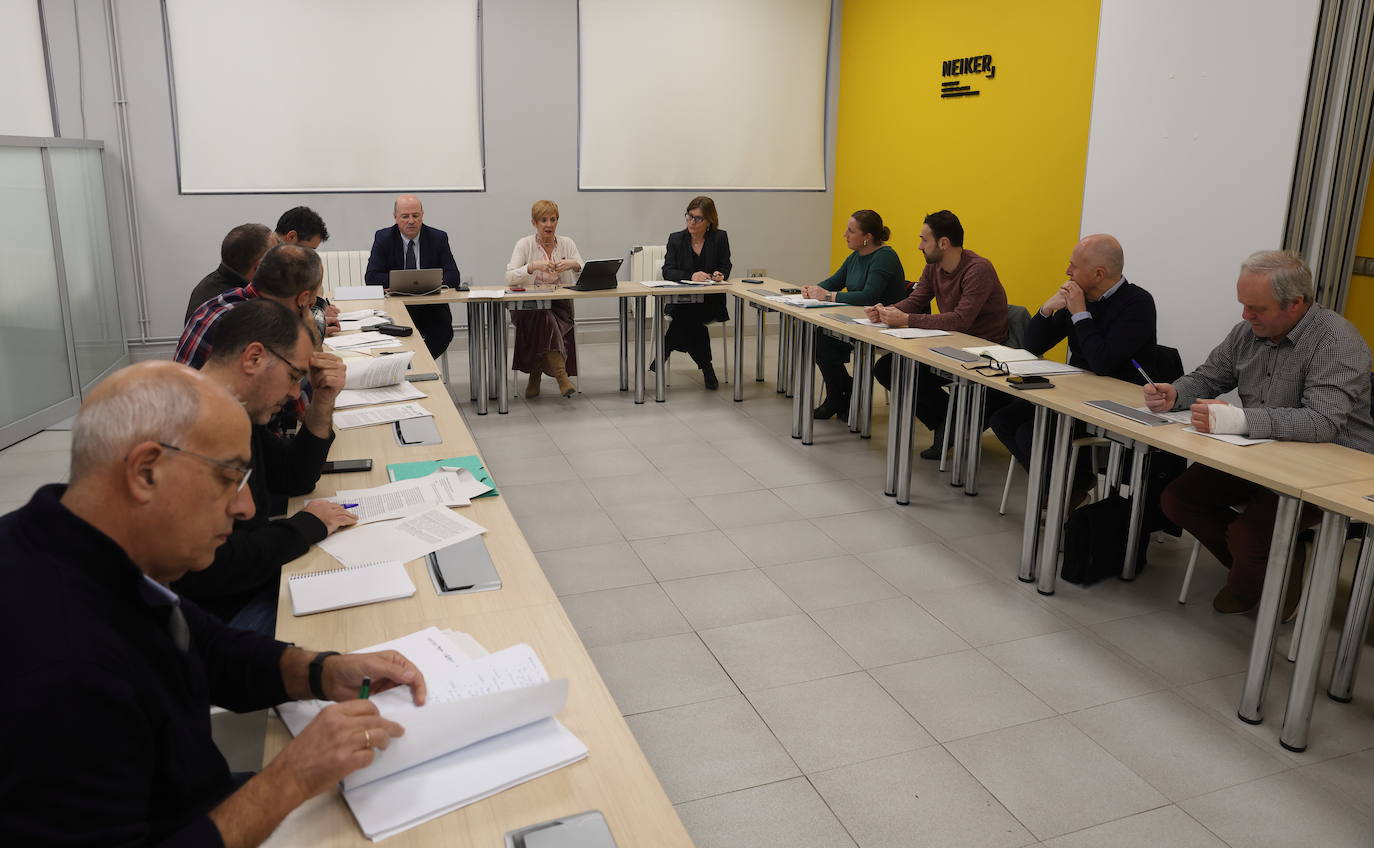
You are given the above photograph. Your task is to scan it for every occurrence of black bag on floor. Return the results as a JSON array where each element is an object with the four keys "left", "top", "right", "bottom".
[{"left": 1061, "top": 495, "right": 1150, "bottom": 586}]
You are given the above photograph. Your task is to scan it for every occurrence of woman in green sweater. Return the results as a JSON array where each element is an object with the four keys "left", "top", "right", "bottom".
[{"left": 804, "top": 210, "right": 907, "bottom": 420}]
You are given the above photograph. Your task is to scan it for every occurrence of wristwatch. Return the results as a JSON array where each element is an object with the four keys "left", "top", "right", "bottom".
[{"left": 309, "top": 650, "right": 340, "bottom": 700}]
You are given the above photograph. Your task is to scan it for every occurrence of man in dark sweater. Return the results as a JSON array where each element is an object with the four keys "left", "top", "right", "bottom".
[
  {"left": 0, "top": 360, "right": 424, "bottom": 847},
  {"left": 172, "top": 299, "right": 356, "bottom": 633},
  {"left": 185, "top": 223, "right": 275, "bottom": 323},
  {"left": 990, "top": 234, "right": 1158, "bottom": 500},
  {"left": 868, "top": 210, "right": 1010, "bottom": 457}
]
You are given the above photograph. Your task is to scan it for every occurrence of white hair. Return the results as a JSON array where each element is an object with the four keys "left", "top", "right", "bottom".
[
  {"left": 70, "top": 379, "right": 201, "bottom": 481},
  {"left": 1241, "top": 250, "right": 1314, "bottom": 307}
]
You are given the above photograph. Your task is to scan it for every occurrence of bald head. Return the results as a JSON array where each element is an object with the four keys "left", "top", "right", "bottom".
[
  {"left": 393, "top": 194, "right": 424, "bottom": 239},
  {"left": 1067, "top": 234, "right": 1125, "bottom": 299}
]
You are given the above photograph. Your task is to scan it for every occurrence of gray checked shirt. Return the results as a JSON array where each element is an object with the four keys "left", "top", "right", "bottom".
[{"left": 1171, "top": 303, "right": 1374, "bottom": 451}]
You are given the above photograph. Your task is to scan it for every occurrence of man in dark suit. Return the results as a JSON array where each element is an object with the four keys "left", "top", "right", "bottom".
[
  {"left": 364, "top": 194, "right": 460, "bottom": 359},
  {"left": 185, "top": 223, "right": 274, "bottom": 323}
]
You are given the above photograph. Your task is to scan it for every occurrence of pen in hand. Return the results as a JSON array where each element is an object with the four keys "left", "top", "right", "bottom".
[
  {"left": 1131, "top": 359, "right": 1157, "bottom": 392},
  {"left": 359, "top": 676, "right": 372, "bottom": 700}
]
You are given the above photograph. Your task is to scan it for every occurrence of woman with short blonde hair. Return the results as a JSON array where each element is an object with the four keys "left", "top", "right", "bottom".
[{"left": 505, "top": 200, "right": 583, "bottom": 397}]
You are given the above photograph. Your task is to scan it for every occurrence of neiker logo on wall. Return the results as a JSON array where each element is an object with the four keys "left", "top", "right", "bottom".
[{"left": 941, "top": 54, "right": 996, "bottom": 99}]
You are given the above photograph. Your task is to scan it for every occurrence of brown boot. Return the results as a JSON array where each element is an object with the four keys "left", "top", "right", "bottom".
[
  {"left": 546, "top": 351, "right": 576, "bottom": 397},
  {"left": 525, "top": 371, "right": 541, "bottom": 398}
]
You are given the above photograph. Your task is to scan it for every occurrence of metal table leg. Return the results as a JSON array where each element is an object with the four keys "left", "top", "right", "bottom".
[
  {"left": 493, "top": 304, "right": 509, "bottom": 414},
  {"left": 963, "top": 383, "right": 986, "bottom": 496},
  {"left": 466, "top": 303, "right": 479, "bottom": 402},
  {"left": 1280, "top": 510, "right": 1350, "bottom": 751},
  {"left": 1035, "top": 413, "right": 1075, "bottom": 595},
  {"left": 654, "top": 297, "right": 666, "bottom": 403},
  {"left": 848, "top": 344, "right": 863, "bottom": 433},
  {"left": 858, "top": 344, "right": 874, "bottom": 438},
  {"left": 1119, "top": 443, "right": 1151, "bottom": 579},
  {"left": 949, "top": 381, "right": 969, "bottom": 488},
  {"left": 895, "top": 357, "right": 918, "bottom": 505},
  {"left": 1238, "top": 494, "right": 1302, "bottom": 724},
  {"left": 777, "top": 314, "right": 789, "bottom": 393},
  {"left": 473, "top": 302, "right": 489, "bottom": 415},
  {"left": 755, "top": 307, "right": 766, "bottom": 381},
  {"left": 1019, "top": 405, "right": 1051, "bottom": 582},
  {"left": 791, "top": 322, "right": 805, "bottom": 439},
  {"left": 1329, "top": 524, "right": 1374, "bottom": 702},
  {"left": 732, "top": 296, "right": 745, "bottom": 401},
  {"left": 634, "top": 296, "right": 646, "bottom": 404},
  {"left": 800, "top": 322, "right": 816, "bottom": 445},
  {"left": 783, "top": 317, "right": 797, "bottom": 398},
  {"left": 618, "top": 297, "right": 629, "bottom": 391}
]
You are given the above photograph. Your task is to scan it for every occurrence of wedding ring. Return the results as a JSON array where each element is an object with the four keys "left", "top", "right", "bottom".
[{"left": 362, "top": 728, "right": 372, "bottom": 749}]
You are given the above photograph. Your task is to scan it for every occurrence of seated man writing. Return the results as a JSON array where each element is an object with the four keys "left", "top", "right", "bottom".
[
  {"left": 1144, "top": 250, "right": 1374, "bottom": 616},
  {"left": 0, "top": 360, "right": 424, "bottom": 847}
]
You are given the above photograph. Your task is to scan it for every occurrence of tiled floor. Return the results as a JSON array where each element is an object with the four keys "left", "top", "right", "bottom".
[{"left": 5, "top": 340, "right": 1373, "bottom": 846}]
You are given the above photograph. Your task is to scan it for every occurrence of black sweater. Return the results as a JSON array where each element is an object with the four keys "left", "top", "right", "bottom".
[
  {"left": 1023, "top": 279, "right": 1158, "bottom": 384},
  {"left": 0, "top": 485, "right": 290, "bottom": 846}
]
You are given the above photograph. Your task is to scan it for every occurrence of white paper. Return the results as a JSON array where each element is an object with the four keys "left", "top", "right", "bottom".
[
  {"left": 464, "top": 289, "right": 506, "bottom": 299},
  {"left": 1136, "top": 407, "right": 1192, "bottom": 424},
  {"left": 853, "top": 317, "right": 886, "bottom": 326},
  {"left": 338, "top": 316, "right": 389, "bottom": 332},
  {"left": 1007, "top": 360, "right": 1085, "bottom": 376},
  {"left": 333, "top": 402, "right": 432, "bottom": 430},
  {"left": 325, "top": 331, "right": 396, "bottom": 350},
  {"left": 316, "top": 505, "right": 486, "bottom": 567},
  {"left": 344, "top": 351, "right": 416, "bottom": 389},
  {"left": 338, "top": 308, "right": 382, "bottom": 321},
  {"left": 880, "top": 327, "right": 951, "bottom": 339},
  {"left": 288, "top": 561, "right": 415, "bottom": 616},
  {"left": 763, "top": 294, "right": 842, "bottom": 308},
  {"left": 1182, "top": 426, "right": 1275, "bottom": 446},
  {"left": 641, "top": 279, "right": 708, "bottom": 288},
  {"left": 962, "top": 344, "right": 1039, "bottom": 362},
  {"left": 333, "top": 285, "right": 385, "bottom": 301},
  {"left": 327, "top": 471, "right": 477, "bottom": 524},
  {"left": 335, "top": 382, "right": 428, "bottom": 409}
]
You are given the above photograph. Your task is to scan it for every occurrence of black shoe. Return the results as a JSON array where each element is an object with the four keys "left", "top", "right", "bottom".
[
  {"left": 920, "top": 432, "right": 943, "bottom": 460},
  {"left": 813, "top": 394, "right": 850, "bottom": 421},
  {"left": 702, "top": 365, "right": 719, "bottom": 390},
  {"left": 649, "top": 353, "right": 669, "bottom": 373}
]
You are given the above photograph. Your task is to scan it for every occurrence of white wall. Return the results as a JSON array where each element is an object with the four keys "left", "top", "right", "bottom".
[
  {"left": 39, "top": 0, "right": 842, "bottom": 344},
  {"left": 1080, "top": 0, "right": 1320, "bottom": 371},
  {"left": 0, "top": 0, "right": 54, "bottom": 137}
]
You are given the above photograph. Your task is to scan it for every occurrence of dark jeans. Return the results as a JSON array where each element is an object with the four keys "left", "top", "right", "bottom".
[
  {"left": 815, "top": 333, "right": 854, "bottom": 402},
  {"left": 406, "top": 303, "right": 454, "bottom": 360},
  {"left": 226, "top": 579, "right": 279, "bottom": 637},
  {"left": 873, "top": 354, "right": 953, "bottom": 433},
  {"left": 664, "top": 305, "right": 715, "bottom": 368}
]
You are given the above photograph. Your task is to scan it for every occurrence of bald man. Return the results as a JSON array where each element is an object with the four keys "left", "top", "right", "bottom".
[
  {"left": 364, "top": 194, "right": 460, "bottom": 359},
  {"left": 0, "top": 361, "right": 425, "bottom": 846},
  {"left": 989, "top": 235, "right": 1161, "bottom": 499}
]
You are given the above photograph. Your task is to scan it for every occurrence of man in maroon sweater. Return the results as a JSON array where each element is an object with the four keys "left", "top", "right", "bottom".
[{"left": 867, "top": 210, "right": 1010, "bottom": 458}]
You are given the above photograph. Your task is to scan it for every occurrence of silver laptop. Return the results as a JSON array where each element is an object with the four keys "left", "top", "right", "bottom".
[{"left": 389, "top": 268, "right": 443, "bottom": 295}]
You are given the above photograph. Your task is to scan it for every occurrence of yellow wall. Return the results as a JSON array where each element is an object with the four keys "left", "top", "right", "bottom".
[
  {"left": 830, "top": 0, "right": 1101, "bottom": 320},
  {"left": 1340, "top": 159, "right": 1374, "bottom": 348}
]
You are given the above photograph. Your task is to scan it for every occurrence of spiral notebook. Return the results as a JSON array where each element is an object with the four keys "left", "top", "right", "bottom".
[{"left": 288, "top": 560, "right": 416, "bottom": 616}]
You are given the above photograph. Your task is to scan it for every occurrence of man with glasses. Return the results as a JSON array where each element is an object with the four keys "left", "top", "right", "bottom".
[
  {"left": 365, "top": 194, "right": 461, "bottom": 360},
  {"left": 0, "top": 360, "right": 425, "bottom": 846},
  {"left": 173, "top": 299, "right": 354, "bottom": 633}
]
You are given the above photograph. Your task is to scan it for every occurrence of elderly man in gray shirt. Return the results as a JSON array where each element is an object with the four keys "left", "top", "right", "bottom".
[{"left": 1144, "top": 250, "right": 1374, "bottom": 617}]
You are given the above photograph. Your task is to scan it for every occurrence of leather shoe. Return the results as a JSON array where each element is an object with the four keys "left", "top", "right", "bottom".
[
  {"left": 702, "top": 365, "right": 719, "bottom": 390},
  {"left": 813, "top": 394, "right": 849, "bottom": 421},
  {"left": 1212, "top": 585, "right": 1257, "bottom": 615},
  {"left": 919, "top": 432, "right": 943, "bottom": 461}
]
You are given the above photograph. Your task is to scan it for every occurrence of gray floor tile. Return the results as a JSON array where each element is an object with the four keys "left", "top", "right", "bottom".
[
  {"left": 872, "top": 650, "right": 1055, "bottom": 742},
  {"left": 762, "top": 555, "right": 900, "bottom": 612},
  {"left": 520, "top": 508, "right": 625, "bottom": 553},
  {"left": 916, "top": 582, "right": 1073, "bottom": 647},
  {"left": 583, "top": 470, "right": 686, "bottom": 507},
  {"left": 810, "top": 747, "right": 1034, "bottom": 848},
  {"left": 639, "top": 440, "right": 731, "bottom": 474},
  {"left": 980, "top": 630, "right": 1168, "bottom": 713},
  {"left": 662, "top": 463, "right": 767, "bottom": 497},
  {"left": 624, "top": 695, "right": 799, "bottom": 803},
  {"left": 604, "top": 498, "right": 716, "bottom": 540},
  {"left": 699, "top": 614, "right": 858, "bottom": 692},
  {"left": 772, "top": 478, "right": 889, "bottom": 518},
  {"left": 1301, "top": 748, "right": 1374, "bottom": 821},
  {"left": 535, "top": 540, "right": 655, "bottom": 596},
  {"left": 619, "top": 419, "right": 706, "bottom": 448},
  {"left": 812, "top": 596, "right": 969, "bottom": 668},
  {"left": 946, "top": 528, "right": 1027, "bottom": 576},
  {"left": 1041, "top": 806, "right": 1228, "bottom": 848},
  {"left": 947, "top": 716, "right": 1169, "bottom": 841},
  {"left": 1067, "top": 690, "right": 1289, "bottom": 802},
  {"left": 588, "top": 633, "right": 738, "bottom": 715},
  {"left": 565, "top": 445, "right": 657, "bottom": 479},
  {"left": 675, "top": 777, "right": 857, "bottom": 848},
  {"left": 661, "top": 569, "right": 801, "bottom": 630},
  {"left": 1090, "top": 606, "right": 1255, "bottom": 686},
  {"left": 860, "top": 542, "right": 996, "bottom": 595},
  {"left": 631, "top": 529, "right": 755, "bottom": 581},
  {"left": 1180, "top": 769, "right": 1374, "bottom": 848},
  {"left": 748, "top": 672, "right": 934, "bottom": 773},
  {"left": 692, "top": 489, "right": 802, "bottom": 529},
  {"left": 814, "top": 508, "right": 939, "bottom": 554},
  {"left": 560, "top": 583, "right": 692, "bottom": 647},
  {"left": 725, "top": 519, "right": 845, "bottom": 566}
]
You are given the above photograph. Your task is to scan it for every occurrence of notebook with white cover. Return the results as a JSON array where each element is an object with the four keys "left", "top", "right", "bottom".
[{"left": 288, "top": 561, "right": 415, "bottom": 615}]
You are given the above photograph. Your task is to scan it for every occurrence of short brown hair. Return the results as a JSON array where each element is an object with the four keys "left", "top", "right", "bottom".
[
  {"left": 687, "top": 196, "right": 719, "bottom": 231},
  {"left": 531, "top": 199, "right": 559, "bottom": 221}
]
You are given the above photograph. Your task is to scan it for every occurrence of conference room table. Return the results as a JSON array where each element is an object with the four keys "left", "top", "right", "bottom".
[{"left": 264, "top": 298, "right": 694, "bottom": 847}]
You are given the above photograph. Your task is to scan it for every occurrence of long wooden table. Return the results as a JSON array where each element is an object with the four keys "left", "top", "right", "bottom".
[{"left": 264, "top": 298, "right": 693, "bottom": 847}]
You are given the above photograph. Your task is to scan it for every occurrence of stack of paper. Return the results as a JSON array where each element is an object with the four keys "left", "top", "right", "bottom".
[
  {"left": 387, "top": 456, "right": 499, "bottom": 497},
  {"left": 1006, "top": 360, "right": 1084, "bottom": 377},
  {"left": 763, "top": 294, "right": 843, "bottom": 308},
  {"left": 333, "top": 401, "right": 433, "bottom": 430},
  {"left": 1182, "top": 426, "right": 1274, "bottom": 446},
  {"left": 335, "top": 351, "right": 423, "bottom": 408},
  {"left": 317, "top": 504, "right": 486, "bottom": 567},
  {"left": 962, "top": 344, "right": 1039, "bottom": 362},
  {"left": 323, "top": 469, "right": 493, "bottom": 524},
  {"left": 464, "top": 289, "right": 507, "bottom": 299},
  {"left": 325, "top": 331, "right": 404, "bottom": 353},
  {"left": 641, "top": 279, "right": 709, "bottom": 288},
  {"left": 276, "top": 628, "right": 587, "bottom": 841},
  {"left": 881, "top": 327, "right": 951, "bottom": 339},
  {"left": 335, "top": 383, "right": 427, "bottom": 409},
  {"left": 333, "top": 285, "right": 385, "bottom": 301}
]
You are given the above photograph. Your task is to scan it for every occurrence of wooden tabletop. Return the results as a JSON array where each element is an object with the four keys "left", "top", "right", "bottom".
[
  {"left": 393, "top": 279, "right": 735, "bottom": 306},
  {"left": 1293, "top": 479, "right": 1374, "bottom": 522}
]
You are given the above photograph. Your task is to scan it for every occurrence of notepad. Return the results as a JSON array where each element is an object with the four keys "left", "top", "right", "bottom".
[
  {"left": 880, "top": 327, "right": 951, "bottom": 339},
  {"left": 288, "top": 561, "right": 415, "bottom": 615}
]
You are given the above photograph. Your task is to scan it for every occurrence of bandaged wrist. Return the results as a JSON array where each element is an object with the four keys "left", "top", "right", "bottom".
[{"left": 1206, "top": 404, "right": 1249, "bottom": 435}]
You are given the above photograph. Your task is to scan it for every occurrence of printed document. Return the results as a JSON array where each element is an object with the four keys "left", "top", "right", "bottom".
[
  {"left": 335, "top": 382, "right": 427, "bottom": 409},
  {"left": 316, "top": 505, "right": 486, "bottom": 567},
  {"left": 344, "top": 351, "right": 415, "bottom": 389},
  {"left": 324, "top": 470, "right": 491, "bottom": 524},
  {"left": 333, "top": 401, "right": 432, "bottom": 430}
]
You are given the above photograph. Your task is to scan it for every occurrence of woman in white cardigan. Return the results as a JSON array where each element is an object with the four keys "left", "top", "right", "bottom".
[{"left": 505, "top": 200, "right": 583, "bottom": 397}]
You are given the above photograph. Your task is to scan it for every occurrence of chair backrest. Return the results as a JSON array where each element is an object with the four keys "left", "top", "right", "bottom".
[
  {"left": 1154, "top": 344, "right": 1185, "bottom": 383},
  {"left": 318, "top": 250, "right": 370, "bottom": 298},
  {"left": 1005, "top": 304, "right": 1032, "bottom": 348},
  {"left": 629, "top": 245, "right": 667, "bottom": 282}
]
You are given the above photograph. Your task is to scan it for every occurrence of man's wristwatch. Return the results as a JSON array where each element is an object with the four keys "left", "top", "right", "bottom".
[{"left": 309, "top": 651, "right": 340, "bottom": 700}]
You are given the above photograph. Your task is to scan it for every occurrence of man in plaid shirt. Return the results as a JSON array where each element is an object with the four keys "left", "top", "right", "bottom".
[
  {"left": 1144, "top": 250, "right": 1374, "bottom": 616},
  {"left": 177, "top": 243, "right": 325, "bottom": 424}
]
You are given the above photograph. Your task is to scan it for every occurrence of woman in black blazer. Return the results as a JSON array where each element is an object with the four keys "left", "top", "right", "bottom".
[{"left": 659, "top": 195, "right": 732, "bottom": 389}]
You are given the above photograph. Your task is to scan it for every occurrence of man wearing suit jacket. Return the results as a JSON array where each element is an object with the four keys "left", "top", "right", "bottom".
[{"left": 364, "top": 194, "right": 460, "bottom": 359}]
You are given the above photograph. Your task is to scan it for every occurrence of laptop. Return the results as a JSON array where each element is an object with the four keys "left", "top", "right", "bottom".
[
  {"left": 388, "top": 268, "right": 443, "bottom": 295},
  {"left": 568, "top": 258, "right": 622, "bottom": 291}
]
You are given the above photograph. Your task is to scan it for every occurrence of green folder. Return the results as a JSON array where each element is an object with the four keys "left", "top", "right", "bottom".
[{"left": 385, "top": 455, "right": 499, "bottom": 497}]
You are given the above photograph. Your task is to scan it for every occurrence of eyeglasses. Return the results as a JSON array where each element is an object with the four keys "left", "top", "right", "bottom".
[
  {"left": 157, "top": 441, "right": 254, "bottom": 493},
  {"left": 963, "top": 356, "right": 1009, "bottom": 378},
  {"left": 263, "top": 344, "right": 309, "bottom": 383},
  {"left": 684, "top": 214, "right": 707, "bottom": 224}
]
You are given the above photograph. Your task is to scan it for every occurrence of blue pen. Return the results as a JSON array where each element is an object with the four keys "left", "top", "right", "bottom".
[
  {"left": 341, "top": 503, "right": 359, "bottom": 509},
  {"left": 1131, "top": 359, "right": 1157, "bottom": 391}
]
